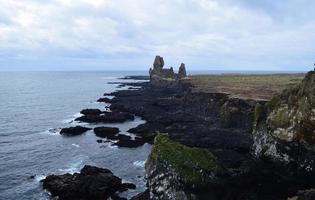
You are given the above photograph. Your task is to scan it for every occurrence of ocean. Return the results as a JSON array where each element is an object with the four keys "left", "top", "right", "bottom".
[{"left": 0, "top": 71, "right": 150, "bottom": 200}]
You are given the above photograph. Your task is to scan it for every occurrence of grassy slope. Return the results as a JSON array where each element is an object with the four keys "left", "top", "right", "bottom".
[{"left": 188, "top": 74, "right": 305, "bottom": 101}]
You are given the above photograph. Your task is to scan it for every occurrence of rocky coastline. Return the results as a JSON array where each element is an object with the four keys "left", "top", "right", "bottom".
[{"left": 42, "top": 56, "right": 315, "bottom": 200}]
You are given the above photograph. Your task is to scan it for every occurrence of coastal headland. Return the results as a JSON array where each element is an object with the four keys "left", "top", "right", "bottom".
[{"left": 42, "top": 56, "right": 314, "bottom": 200}]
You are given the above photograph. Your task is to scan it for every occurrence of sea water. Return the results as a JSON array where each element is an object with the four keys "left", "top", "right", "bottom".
[{"left": 0, "top": 71, "right": 150, "bottom": 200}]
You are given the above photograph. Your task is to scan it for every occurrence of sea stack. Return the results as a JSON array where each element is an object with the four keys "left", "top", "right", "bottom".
[
  {"left": 178, "top": 63, "right": 187, "bottom": 79},
  {"left": 149, "top": 56, "right": 187, "bottom": 88}
]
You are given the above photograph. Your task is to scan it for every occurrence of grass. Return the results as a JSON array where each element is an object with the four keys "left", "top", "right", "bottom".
[
  {"left": 187, "top": 74, "right": 305, "bottom": 101},
  {"left": 151, "top": 134, "right": 222, "bottom": 187}
]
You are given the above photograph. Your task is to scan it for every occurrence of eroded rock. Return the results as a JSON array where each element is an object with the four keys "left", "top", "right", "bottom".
[
  {"left": 80, "top": 108, "right": 102, "bottom": 115},
  {"left": 145, "top": 134, "right": 225, "bottom": 200},
  {"left": 60, "top": 126, "right": 91, "bottom": 136},
  {"left": 41, "top": 165, "right": 128, "bottom": 200},
  {"left": 93, "top": 127, "right": 119, "bottom": 138}
]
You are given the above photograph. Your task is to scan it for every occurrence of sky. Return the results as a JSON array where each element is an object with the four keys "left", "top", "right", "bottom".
[{"left": 0, "top": 0, "right": 314, "bottom": 71}]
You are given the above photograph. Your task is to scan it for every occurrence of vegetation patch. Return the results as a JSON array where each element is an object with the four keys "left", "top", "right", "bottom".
[
  {"left": 150, "top": 134, "right": 223, "bottom": 187},
  {"left": 188, "top": 74, "right": 304, "bottom": 101}
]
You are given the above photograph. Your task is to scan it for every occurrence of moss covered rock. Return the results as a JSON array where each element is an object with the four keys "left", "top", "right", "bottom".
[
  {"left": 253, "top": 70, "right": 315, "bottom": 167},
  {"left": 145, "top": 134, "right": 224, "bottom": 200}
]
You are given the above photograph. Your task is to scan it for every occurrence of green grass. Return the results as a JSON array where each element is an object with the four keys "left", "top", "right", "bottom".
[
  {"left": 151, "top": 134, "right": 222, "bottom": 186},
  {"left": 188, "top": 74, "right": 305, "bottom": 101}
]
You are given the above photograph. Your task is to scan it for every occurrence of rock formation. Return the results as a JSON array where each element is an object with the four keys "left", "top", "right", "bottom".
[
  {"left": 149, "top": 56, "right": 187, "bottom": 88},
  {"left": 41, "top": 165, "right": 130, "bottom": 200},
  {"left": 145, "top": 134, "right": 224, "bottom": 200},
  {"left": 178, "top": 63, "right": 187, "bottom": 79},
  {"left": 60, "top": 126, "right": 91, "bottom": 136},
  {"left": 253, "top": 70, "right": 315, "bottom": 175}
]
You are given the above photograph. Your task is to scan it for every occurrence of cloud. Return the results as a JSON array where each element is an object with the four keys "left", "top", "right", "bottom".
[{"left": 0, "top": 0, "right": 314, "bottom": 70}]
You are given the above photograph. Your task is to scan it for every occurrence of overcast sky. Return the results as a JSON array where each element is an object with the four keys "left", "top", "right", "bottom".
[{"left": 0, "top": 0, "right": 314, "bottom": 71}]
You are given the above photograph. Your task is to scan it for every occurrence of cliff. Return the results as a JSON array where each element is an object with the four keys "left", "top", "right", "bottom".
[
  {"left": 145, "top": 134, "right": 225, "bottom": 200},
  {"left": 104, "top": 57, "right": 314, "bottom": 199},
  {"left": 142, "top": 68, "right": 315, "bottom": 199},
  {"left": 253, "top": 70, "right": 315, "bottom": 174}
]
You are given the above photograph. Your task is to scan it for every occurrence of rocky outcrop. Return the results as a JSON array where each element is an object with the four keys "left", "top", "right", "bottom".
[
  {"left": 145, "top": 134, "right": 225, "bottom": 200},
  {"left": 75, "top": 111, "right": 134, "bottom": 123},
  {"left": 60, "top": 126, "right": 91, "bottom": 136},
  {"left": 80, "top": 108, "right": 103, "bottom": 115},
  {"left": 149, "top": 56, "right": 187, "bottom": 89},
  {"left": 178, "top": 63, "right": 187, "bottom": 79},
  {"left": 253, "top": 71, "right": 315, "bottom": 175},
  {"left": 41, "top": 165, "right": 130, "bottom": 200},
  {"left": 93, "top": 127, "right": 120, "bottom": 138}
]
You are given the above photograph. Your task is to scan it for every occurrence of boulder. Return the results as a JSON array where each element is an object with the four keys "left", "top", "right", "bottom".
[
  {"left": 80, "top": 109, "right": 102, "bottom": 115},
  {"left": 41, "top": 165, "right": 124, "bottom": 200},
  {"left": 94, "top": 127, "right": 119, "bottom": 138},
  {"left": 120, "top": 182, "right": 136, "bottom": 191},
  {"left": 114, "top": 138, "right": 145, "bottom": 148},
  {"left": 60, "top": 126, "right": 91, "bottom": 136}
]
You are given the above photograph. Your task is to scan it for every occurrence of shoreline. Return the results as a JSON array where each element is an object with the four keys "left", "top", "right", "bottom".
[{"left": 40, "top": 67, "right": 315, "bottom": 200}]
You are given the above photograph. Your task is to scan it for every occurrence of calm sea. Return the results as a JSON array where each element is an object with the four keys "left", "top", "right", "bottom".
[{"left": 0, "top": 71, "right": 150, "bottom": 200}]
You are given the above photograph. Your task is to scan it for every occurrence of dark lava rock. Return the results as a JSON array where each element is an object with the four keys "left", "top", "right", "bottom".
[
  {"left": 80, "top": 108, "right": 102, "bottom": 115},
  {"left": 114, "top": 138, "right": 144, "bottom": 148},
  {"left": 96, "top": 139, "right": 103, "bottom": 143},
  {"left": 130, "top": 189, "right": 150, "bottom": 200},
  {"left": 117, "top": 134, "right": 131, "bottom": 141},
  {"left": 97, "top": 97, "right": 117, "bottom": 103},
  {"left": 111, "top": 194, "right": 127, "bottom": 200},
  {"left": 29, "top": 175, "right": 35, "bottom": 179},
  {"left": 127, "top": 122, "right": 164, "bottom": 144},
  {"left": 121, "top": 182, "right": 136, "bottom": 191},
  {"left": 41, "top": 165, "right": 123, "bottom": 200},
  {"left": 94, "top": 127, "right": 119, "bottom": 138},
  {"left": 60, "top": 126, "right": 91, "bottom": 136},
  {"left": 75, "top": 112, "right": 134, "bottom": 123}
]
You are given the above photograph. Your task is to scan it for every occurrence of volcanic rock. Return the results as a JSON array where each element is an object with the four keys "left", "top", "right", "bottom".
[
  {"left": 80, "top": 108, "right": 102, "bottom": 115},
  {"left": 60, "top": 126, "right": 91, "bottom": 136},
  {"left": 75, "top": 112, "right": 134, "bottom": 123},
  {"left": 94, "top": 127, "right": 119, "bottom": 138},
  {"left": 41, "top": 165, "right": 124, "bottom": 200}
]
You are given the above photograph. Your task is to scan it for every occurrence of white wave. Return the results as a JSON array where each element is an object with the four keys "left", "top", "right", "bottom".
[
  {"left": 103, "top": 95, "right": 115, "bottom": 99},
  {"left": 71, "top": 143, "right": 80, "bottom": 148},
  {"left": 62, "top": 112, "right": 82, "bottom": 124},
  {"left": 39, "top": 128, "right": 60, "bottom": 136},
  {"left": 58, "top": 157, "right": 85, "bottom": 174},
  {"left": 35, "top": 175, "right": 46, "bottom": 182},
  {"left": 133, "top": 160, "right": 146, "bottom": 168}
]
